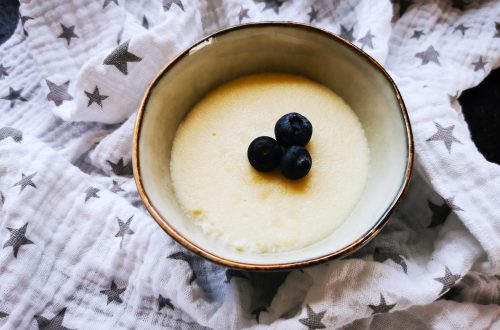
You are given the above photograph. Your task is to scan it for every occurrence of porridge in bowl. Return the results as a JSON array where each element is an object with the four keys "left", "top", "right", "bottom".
[{"left": 170, "top": 73, "right": 370, "bottom": 253}]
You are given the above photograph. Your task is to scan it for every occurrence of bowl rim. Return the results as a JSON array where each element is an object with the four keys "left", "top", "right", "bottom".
[{"left": 133, "top": 22, "right": 414, "bottom": 271}]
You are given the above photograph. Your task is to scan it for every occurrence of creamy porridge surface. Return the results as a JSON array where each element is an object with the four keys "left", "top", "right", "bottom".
[{"left": 170, "top": 74, "right": 369, "bottom": 253}]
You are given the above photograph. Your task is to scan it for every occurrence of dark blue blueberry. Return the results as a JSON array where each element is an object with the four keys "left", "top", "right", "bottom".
[
  {"left": 280, "top": 146, "right": 312, "bottom": 180},
  {"left": 274, "top": 112, "right": 312, "bottom": 147},
  {"left": 247, "top": 136, "right": 282, "bottom": 172}
]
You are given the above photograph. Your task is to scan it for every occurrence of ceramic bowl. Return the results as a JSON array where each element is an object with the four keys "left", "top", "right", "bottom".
[{"left": 133, "top": 22, "right": 413, "bottom": 270}]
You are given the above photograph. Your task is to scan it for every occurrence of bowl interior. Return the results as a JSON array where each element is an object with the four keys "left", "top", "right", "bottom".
[{"left": 135, "top": 24, "right": 411, "bottom": 267}]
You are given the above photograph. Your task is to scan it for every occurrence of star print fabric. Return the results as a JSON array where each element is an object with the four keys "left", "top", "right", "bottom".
[{"left": 0, "top": 0, "right": 499, "bottom": 329}]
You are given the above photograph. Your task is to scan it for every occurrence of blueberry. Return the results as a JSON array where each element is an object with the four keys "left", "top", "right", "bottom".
[
  {"left": 247, "top": 136, "right": 283, "bottom": 172},
  {"left": 280, "top": 146, "right": 312, "bottom": 180},
  {"left": 274, "top": 113, "right": 313, "bottom": 147}
]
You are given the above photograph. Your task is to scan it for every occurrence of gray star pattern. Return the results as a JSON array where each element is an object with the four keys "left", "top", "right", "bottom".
[
  {"left": 1, "top": 87, "right": 27, "bottom": 108},
  {"left": 0, "top": 64, "right": 10, "bottom": 80},
  {"left": 34, "top": 308, "right": 75, "bottom": 330},
  {"left": 339, "top": 25, "right": 355, "bottom": 42},
  {"left": 142, "top": 16, "right": 149, "bottom": 29},
  {"left": 115, "top": 216, "right": 134, "bottom": 248},
  {"left": 0, "top": 311, "right": 7, "bottom": 318},
  {"left": 434, "top": 266, "right": 460, "bottom": 295},
  {"left": 368, "top": 293, "right": 396, "bottom": 314},
  {"left": 298, "top": 305, "right": 326, "bottom": 330},
  {"left": 110, "top": 180, "right": 124, "bottom": 193},
  {"left": 426, "top": 122, "right": 462, "bottom": 153},
  {"left": 100, "top": 280, "right": 126, "bottom": 304},
  {"left": 13, "top": 172, "right": 37, "bottom": 192},
  {"left": 46, "top": 80, "right": 73, "bottom": 106},
  {"left": 238, "top": 7, "right": 250, "bottom": 23},
  {"left": 448, "top": 91, "right": 459, "bottom": 105},
  {"left": 411, "top": 29, "right": 424, "bottom": 39},
  {"left": 57, "top": 24, "right": 79, "bottom": 46},
  {"left": 103, "top": 41, "right": 142, "bottom": 75},
  {"left": 495, "top": 22, "right": 500, "bottom": 38},
  {"left": 3, "top": 223, "right": 34, "bottom": 258},
  {"left": 428, "top": 197, "right": 463, "bottom": 228},
  {"left": 307, "top": 6, "right": 319, "bottom": 23},
  {"left": 85, "top": 86, "right": 108, "bottom": 108},
  {"left": 168, "top": 251, "right": 199, "bottom": 283},
  {"left": 107, "top": 158, "right": 133, "bottom": 175},
  {"left": 374, "top": 247, "right": 407, "bottom": 273},
  {"left": 445, "top": 197, "right": 463, "bottom": 211},
  {"left": 84, "top": 187, "right": 100, "bottom": 202},
  {"left": 472, "top": 56, "right": 487, "bottom": 71},
  {"left": 254, "top": 0, "right": 288, "bottom": 14},
  {"left": 103, "top": 0, "right": 119, "bottom": 8},
  {"left": 158, "top": 295, "right": 174, "bottom": 310},
  {"left": 163, "top": 0, "right": 184, "bottom": 11},
  {"left": 20, "top": 16, "right": 33, "bottom": 36},
  {"left": 224, "top": 269, "right": 249, "bottom": 283},
  {"left": 251, "top": 306, "right": 267, "bottom": 323},
  {"left": 0, "top": 127, "right": 22, "bottom": 143},
  {"left": 454, "top": 23, "right": 469, "bottom": 36},
  {"left": 415, "top": 46, "right": 440, "bottom": 65},
  {"left": 358, "top": 30, "right": 375, "bottom": 49}
]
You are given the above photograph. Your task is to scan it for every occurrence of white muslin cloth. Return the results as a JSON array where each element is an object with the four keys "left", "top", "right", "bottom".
[{"left": 0, "top": 0, "right": 499, "bottom": 329}]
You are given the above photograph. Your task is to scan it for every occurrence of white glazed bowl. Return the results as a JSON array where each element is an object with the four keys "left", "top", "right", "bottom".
[{"left": 133, "top": 23, "right": 413, "bottom": 270}]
